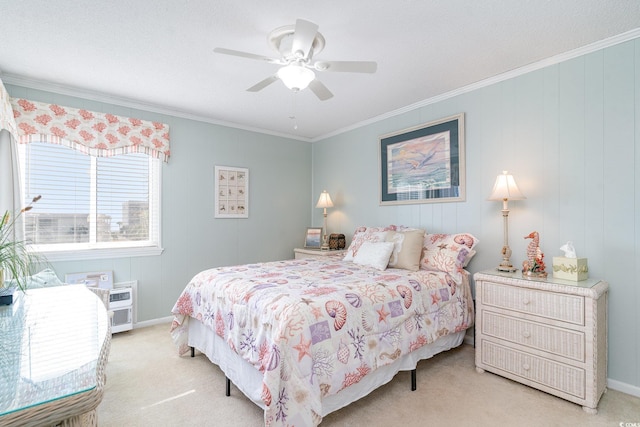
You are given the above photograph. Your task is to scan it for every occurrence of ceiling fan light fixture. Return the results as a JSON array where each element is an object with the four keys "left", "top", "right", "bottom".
[{"left": 277, "top": 63, "right": 315, "bottom": 91}]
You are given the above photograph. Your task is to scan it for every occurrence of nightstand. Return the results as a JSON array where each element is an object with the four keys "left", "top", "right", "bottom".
[
  {"left": 294, "top": 248, "right": 346, "bottom": 260},
  {"left": 474, "top": 270, "right": 608, "bottom": 414}
]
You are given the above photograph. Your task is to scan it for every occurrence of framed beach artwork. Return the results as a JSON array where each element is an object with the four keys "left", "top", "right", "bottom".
[
  {"left": 304, "top": 227, "right": 323, "bottom": 249},
  {"left": 215, "top": 166, "right": 249, "bottom": 218},
  {"left": 379, "top": 113, "right": 465, "bottom": 205}
]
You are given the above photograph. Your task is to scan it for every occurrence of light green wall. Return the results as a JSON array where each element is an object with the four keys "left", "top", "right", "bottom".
[
  {"left": 312, "top": 39, "right": 640, "bottom": 392},
  {"left": 6, "top": 84, "right": 313, "bottom": 324},
  {"left": 6, "top": 37, "right": 639, "bottom": 394}
]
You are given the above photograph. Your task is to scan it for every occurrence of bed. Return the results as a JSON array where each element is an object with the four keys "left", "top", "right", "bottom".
[{"left": 171, "top": 226, "right": 477, "bottom": 426}]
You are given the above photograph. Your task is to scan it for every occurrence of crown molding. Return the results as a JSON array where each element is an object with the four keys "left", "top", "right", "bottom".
[
  {"left": 0, "top": 72, "right": 312, "bottom": 143},
  {"left": 312, "top": 27, "right": 640, "bottom": 142},
  {"left": 3, "top": 27, "right": 638, "bottom": 144}
]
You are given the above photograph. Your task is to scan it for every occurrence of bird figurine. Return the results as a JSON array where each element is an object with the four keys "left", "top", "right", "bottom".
[{"left": 522, "top": 231, "right": 547, "bottom": 277}]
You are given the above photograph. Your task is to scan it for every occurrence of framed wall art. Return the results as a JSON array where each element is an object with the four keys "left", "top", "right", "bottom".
[
  {"left": 379, "top": 113, "right": 465, "bottom": 205},
  {"left": 215, "top": 166, "right": 249, "bottom": 218},
  {"left": 304, "top": 227, "right": 323, "bottom": 249}
]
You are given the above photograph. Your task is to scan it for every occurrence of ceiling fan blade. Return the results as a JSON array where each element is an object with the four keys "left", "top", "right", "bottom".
[
  {"left": 247, "top": 75, "right": 279, "bottom": 92},
  {"left": 308, "top": 79, "right": 333, "bottom": 101},
  {"left": 291, "top": 19, "right": 319, "bottom": 60},
  {"left": 314, "top": 60, "right": 377, "bottom": 73},
  {"left": 214, "top": 47, "right": 281, "bottom": 64}
]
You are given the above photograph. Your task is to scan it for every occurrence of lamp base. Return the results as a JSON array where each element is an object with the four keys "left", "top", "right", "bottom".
[
  {"left": 321, "top": 235, "right": 330, "bottom": 251},
  {"left": 496, "top": 245, "right": 517, "bottom": 272}
]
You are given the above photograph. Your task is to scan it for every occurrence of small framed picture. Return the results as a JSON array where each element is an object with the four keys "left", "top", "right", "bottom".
[
  {"left": 304, "top": 227, "right": 323, "bottom": 249},
  {"left": 215, "top": 165, "right": 249, "bottom": 218}
]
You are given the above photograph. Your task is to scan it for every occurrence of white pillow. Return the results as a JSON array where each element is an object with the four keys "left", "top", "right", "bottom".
[{"left": 353, "top": 241, "right": 395, "bottom": 271}]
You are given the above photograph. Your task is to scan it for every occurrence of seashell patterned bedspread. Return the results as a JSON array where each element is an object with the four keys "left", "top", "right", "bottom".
[{"left": 170, "top": 256, "right": 474, "bottom": 426}]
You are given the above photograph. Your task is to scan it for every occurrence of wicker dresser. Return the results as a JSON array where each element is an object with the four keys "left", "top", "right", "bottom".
[{"left": 474, "top": 270, "right": 608, "bottom": 414}]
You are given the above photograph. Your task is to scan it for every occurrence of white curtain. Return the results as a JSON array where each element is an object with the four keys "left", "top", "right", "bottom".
[
  {"left": 0, "top": 130, "right": 22, "bottom": 233},
  {"left": 0, "top": 77, "right": 23, "bottom": 238}
]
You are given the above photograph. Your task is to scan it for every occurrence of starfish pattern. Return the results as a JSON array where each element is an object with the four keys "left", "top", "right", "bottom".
[
  {"left": 377, "top": 306, "right": 390, "bottom": 323},
  {"left": 293, "top": 334, "right": 312, "bottom": 361},
  {"left": 431, "top": 291, "right": 441, "bottom": 305}
]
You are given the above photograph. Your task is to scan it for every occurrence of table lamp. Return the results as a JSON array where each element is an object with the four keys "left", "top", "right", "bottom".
[
  {"left": 316, "top": 190, "right": 334, "bottom": 251},
  {"left": 488, "top": 171, "right": 525, "bottom": 271}
]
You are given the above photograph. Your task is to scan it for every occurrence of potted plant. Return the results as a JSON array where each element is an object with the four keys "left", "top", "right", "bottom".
[{"left": 0, "top": 195, "right": 45, "bottom": 305}]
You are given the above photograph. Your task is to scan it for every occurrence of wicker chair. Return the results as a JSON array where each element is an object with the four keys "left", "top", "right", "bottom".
[
  {"left": 87, "top": 287, "right": 114, "bottom": 322},
  {"left": 1, "top": 287, "right": 112, "bottom": 427}
]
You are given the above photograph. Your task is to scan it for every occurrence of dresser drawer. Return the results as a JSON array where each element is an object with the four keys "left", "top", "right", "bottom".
[
  {"left": 481, "top": 282, "right": 584, "bottom": 325},
  {"left": 481, "top": 311, "right": 585, "bottom": 361},
  {"left": 480, "top": 340, "right": 585, "bottom": 399}
]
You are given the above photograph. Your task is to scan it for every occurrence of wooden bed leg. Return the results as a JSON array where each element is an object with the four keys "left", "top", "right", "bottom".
[
  {"left": 190, "top": 346, "right": 195, "bottom": 358},
  {"left": 411, "top": 369, "right": 417, "bottom": 391},
  {"left": 225, "top": 377, "right": 231, "bottom": 396}
]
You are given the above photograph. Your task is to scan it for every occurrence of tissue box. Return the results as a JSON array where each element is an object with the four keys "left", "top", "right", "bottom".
[{"left": 552, "top": 257, "right": 588, "bottom": 281}]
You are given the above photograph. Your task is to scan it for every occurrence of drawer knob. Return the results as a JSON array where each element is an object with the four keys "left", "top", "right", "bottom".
[
  {"left": 523, "top": 298, "right": 531, "bottom": 305},
  {"left": 523, "top": 331, "right": 531, "bottom": 338},
  {"left": 522, "top": 363, "right": 530, "bottom": 371}
]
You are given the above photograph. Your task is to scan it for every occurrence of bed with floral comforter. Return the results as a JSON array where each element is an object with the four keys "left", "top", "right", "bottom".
[{"left": 171, "top": 228, "right": 476, "bottom": 427}]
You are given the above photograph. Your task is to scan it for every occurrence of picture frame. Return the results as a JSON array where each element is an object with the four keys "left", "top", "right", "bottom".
[
  {"left": 379, "top": 113, "right": 465, "bottom": 205},
  {"left": 304, "top": 227, "right": 323, "bottom": 249},
  {"left": 65, "top": 271, "right": 113, "bottom": 290},
  {"left": 215, "top": 166, "right": 249, "bottom": 218}
]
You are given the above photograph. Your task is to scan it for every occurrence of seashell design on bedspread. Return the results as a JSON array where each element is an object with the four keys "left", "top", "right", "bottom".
[{"left": 170, "top": 256, "right": 474, "bottom": 427}]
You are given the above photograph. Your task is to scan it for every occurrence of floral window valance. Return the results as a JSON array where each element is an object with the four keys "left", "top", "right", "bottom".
[{"left": 10, "top": 98, "right": 170, "bottom": 162}]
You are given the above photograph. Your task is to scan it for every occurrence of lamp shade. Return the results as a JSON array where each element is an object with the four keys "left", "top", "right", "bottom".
[
  {"left": 277, "top": 63, "right": 315, "bottom": 91},
  {"left": 488, "top": 171, "right": 525, "bottom": 201},
  {"left": 316, "top": 190, "right": 334, "bottom": 209}
]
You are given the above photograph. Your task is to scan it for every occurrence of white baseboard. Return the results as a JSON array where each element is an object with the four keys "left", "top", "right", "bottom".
[
  {"left": 134, "top": 315, "right": 173, "bottom": 329},
  {"left": 607, "top": 378, "right": 640, "bottom": 398}
]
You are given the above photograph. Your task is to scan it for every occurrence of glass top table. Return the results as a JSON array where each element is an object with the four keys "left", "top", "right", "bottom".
[{"left": 0, "top": 285, "right": 109, "bottom": 425}]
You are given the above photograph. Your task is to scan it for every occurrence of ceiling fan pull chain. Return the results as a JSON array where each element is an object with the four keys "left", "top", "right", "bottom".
[{"left": 289, "top": 93, "right": 298, "bottom": 130}]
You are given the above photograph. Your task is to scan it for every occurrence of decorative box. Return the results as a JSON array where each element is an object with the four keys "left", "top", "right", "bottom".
[
  {"left": 552, "top": 257, "right": 588, "bottom": 281},
  {"left": 328, "top": 233, "right": 346, "bottom": 250}
]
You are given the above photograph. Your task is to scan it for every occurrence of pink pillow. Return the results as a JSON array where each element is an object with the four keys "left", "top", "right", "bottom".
[
  {"left": 419, "top": 233, "right": 479, "bottom": 282},
  {"left": 343, "top": 226, "right": 393, "bottom": 261}
]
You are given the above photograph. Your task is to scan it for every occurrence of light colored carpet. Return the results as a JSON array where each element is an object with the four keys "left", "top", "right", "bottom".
[{"left": 98, "top": 323, "right": 640, "bottom": 426}]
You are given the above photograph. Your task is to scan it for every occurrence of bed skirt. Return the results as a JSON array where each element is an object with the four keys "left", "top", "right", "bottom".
[{"left": 188, "top": 319, "right": 465, "bottom": 417}]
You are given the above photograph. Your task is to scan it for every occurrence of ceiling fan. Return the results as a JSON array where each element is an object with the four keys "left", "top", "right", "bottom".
[{"left": 214, "top": 19, "right": 377, "bottom": 101}]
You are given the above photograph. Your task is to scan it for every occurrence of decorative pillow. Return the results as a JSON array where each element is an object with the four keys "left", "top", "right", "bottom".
[
  {"left": 353, "top": 241, "right": 395, "bottom": 271},
  {"left": 463, "top": 249, "right": 477, "bottom": 267},
  {"left": 343, "top": 226, "right": 393, "bottom": 261},
  {"left": 12, "top": 268, "right": 65, "bottom": 289},
  {"left": 419, "top": 233, "right": 479, "bottom": 282},
  {"left": 386, "top": 229, "right": 425, "bottom": 271}
]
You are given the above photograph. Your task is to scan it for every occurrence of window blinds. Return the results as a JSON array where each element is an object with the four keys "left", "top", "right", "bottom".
[{"left": 21, "top": 142, "right": 160, "bottom": 250}]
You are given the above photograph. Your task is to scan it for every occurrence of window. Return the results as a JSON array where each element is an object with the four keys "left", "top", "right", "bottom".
[{"left": 19, "top": 142, "right": 162, "bottom": 260}]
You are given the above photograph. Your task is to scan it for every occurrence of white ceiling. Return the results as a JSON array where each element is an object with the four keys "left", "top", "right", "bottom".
[{"left": 1, "top": 1, "right": 639, "bottom": 141}]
